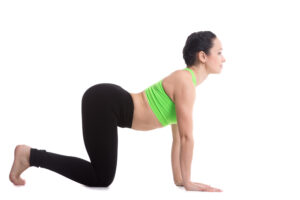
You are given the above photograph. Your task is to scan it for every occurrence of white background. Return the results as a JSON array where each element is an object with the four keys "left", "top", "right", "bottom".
[{"left": 1, "top": 0, "right": 299, "bottom": 199}]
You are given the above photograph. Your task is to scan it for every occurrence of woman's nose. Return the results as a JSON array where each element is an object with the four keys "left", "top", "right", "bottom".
[{"left": 222, "top": 56, "right": 226, "bottom": 63}]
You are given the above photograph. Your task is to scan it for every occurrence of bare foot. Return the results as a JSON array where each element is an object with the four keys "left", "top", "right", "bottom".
[{"left": 9, "top": 145, "right": 31, "bottom": 186}]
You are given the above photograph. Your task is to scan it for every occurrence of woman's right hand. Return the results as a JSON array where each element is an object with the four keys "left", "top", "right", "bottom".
[{"left": 184, "top": 181, "right": 223, "bottom": 192}]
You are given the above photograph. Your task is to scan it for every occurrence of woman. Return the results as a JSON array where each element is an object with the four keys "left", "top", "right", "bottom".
[{"left": 9, "top": 31, "right": 226, "bottom": 192}]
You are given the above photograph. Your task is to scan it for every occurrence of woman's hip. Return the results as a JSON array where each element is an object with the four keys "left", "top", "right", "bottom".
[{"left": 81, "top": 83, "right": 134, "bottom": 128}]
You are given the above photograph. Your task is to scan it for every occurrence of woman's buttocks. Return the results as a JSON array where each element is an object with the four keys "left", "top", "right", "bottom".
[
  {"left": 82, "top": 83, "right": 134, "bottom": 128},
  {"left": 130, "top": 91, "right": 163, "bottom": 131}
]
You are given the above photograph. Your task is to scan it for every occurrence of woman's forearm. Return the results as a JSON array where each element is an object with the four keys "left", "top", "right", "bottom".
[
  {"left": 171, "top": 140, "right": 183, "bottom": 185},
  {"left": 180, "top": 136, "right": 194, "bottom": 186}
]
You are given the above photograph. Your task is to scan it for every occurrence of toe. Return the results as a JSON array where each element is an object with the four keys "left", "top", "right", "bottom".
[
  {"left": 9, "top": 170, "right": 25, "bottom": 186},
  {"left": 13, "top": 177, "right": 25, "bottom": 186}
]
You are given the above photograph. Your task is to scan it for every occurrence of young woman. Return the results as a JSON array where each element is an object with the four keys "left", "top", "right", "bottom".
[{"left": 9, "top": 31, "right": 226, "bottom": 192}]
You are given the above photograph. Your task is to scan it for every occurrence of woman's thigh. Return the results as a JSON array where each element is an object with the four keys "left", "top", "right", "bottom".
[{"left": 80, "top": 83, "right": 133, "bottom": 183}]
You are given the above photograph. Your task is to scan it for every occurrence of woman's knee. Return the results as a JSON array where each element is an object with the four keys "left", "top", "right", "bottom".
[{"left": 87, "top": 177, "right": 113, "bottom": 187}]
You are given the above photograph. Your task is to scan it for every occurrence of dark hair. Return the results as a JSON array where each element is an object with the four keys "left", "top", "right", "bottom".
[{"left": 182, "top": 31, "right": 217, "bottom": 67}]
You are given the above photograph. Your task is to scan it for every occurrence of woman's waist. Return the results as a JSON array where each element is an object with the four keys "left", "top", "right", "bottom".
[{"left": 130, "top": 91, "right": 163, "bottom": 130}]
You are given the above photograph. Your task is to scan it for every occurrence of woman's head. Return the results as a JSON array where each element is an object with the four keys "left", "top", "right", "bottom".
[{"left": 183, "top": 31, "right": 225, "bottom": 73}]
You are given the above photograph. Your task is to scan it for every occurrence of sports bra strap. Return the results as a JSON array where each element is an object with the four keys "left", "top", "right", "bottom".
[{"left": 184, "top": 67, "right": 197, "bottom": 86}]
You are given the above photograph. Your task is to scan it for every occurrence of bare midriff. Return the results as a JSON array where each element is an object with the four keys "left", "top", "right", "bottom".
[{"left": 130, "top": 91, "right": 163, "bottom": 131}]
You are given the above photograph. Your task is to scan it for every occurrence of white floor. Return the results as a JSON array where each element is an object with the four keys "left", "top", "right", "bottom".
[{"left": 1, "top": 0, "right": 300, "bottom": 199}]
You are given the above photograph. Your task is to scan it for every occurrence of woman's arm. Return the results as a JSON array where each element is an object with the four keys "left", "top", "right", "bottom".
[
  {"left": 171, "top": 124, "right": 183, "bottom": 186},
  {"left": 174, "top": 80, "right": 196, "bottom": 188},
  {"left": 173, "top": 79, "right": 222, "bottom": 192}
]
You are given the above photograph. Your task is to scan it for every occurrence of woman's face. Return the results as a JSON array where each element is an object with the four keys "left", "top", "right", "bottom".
[{"left": 205, "top": 38, "right": 226, "bottom": 74}]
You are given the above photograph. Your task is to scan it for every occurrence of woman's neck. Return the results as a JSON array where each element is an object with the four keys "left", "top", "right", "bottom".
[{"left": 188, "top": 64, "right": 209, "bottom": 86}]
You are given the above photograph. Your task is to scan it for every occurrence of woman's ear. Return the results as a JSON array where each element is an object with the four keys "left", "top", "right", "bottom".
[{"left": 196, "top": 51, "right": 207, "bottom": 64}]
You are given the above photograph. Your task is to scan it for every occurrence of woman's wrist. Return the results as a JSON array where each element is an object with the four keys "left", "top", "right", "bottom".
[
  {"left": 175, "top": 180, "right": 184, "bottom": 186},
  {"left": 183, "top": 181, "right": 194, "bottom": 190}
]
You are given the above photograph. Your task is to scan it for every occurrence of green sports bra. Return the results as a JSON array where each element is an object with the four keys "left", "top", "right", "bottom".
[{"left": 145, "top": 67, "right": 197, "bottom": 127}]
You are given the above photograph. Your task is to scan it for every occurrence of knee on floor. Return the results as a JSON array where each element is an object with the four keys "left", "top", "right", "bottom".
[{"left": 87, "top": 177, "right": 113, "bottom": 188}]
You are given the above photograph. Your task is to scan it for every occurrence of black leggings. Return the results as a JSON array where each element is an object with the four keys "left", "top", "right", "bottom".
[{"left": 29, "top": 83, "right": 134, "bottom": 187}]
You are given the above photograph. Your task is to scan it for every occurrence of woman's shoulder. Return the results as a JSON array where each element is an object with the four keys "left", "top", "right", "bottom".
[
  {"left": 168, "top": 68, "right": 195, "bottom": 88},
  {"left": 162, "top": 68, "right": 196, "bottom": 102},
  {"left": 172, "top": 69, "right": 196, "bottom": 103}
]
